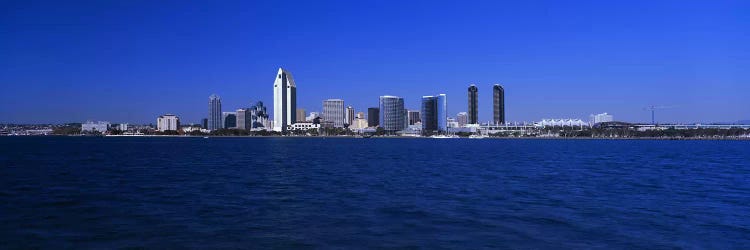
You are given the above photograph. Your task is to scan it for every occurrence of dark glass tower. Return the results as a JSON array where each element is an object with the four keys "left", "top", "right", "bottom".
[
  {"left": 468, "top": 84, "right": 478, "bottom": 124},
  {"left": 367, "top": 107, "right": 380, "bottom": 127},
  {"left": 421, "top": 96, "right": 437, "bottom": 132},
  {"left": 493, "top": 84, "right": 505, "bottom": 125}
]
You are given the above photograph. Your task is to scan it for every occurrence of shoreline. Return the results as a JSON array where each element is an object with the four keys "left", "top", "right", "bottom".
[{"left": 32, "top": 134, "right": 749, "bottom": 140}]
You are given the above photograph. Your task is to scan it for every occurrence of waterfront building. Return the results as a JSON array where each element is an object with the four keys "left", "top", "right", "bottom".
[
  {"left": 457, "top": 112, "right": 468, "bottom": 127},
  {"left": 447, "top": 117, "right": 459, "bottom": 128},
  {"left": 273, "top": 68, "right": 296, "bottom": 132},
  {"left": 236, "top": 108, "right": 251, "bottom": 130},
  {"left": 208, "top": 94, "right": 222, "bottom": 130},
  {"left": 468, "top": 84, "right": 478, "bottom": 124},
  {"left": 408, "top": 110, "right": 421, "bottom": 125},
  {"left": 82, "top": 121, "right": 110, "bottom": 132},
  {"left": 345, "top": 106, "right": 355, "bottom": 126},
  {"left": 437, "top": 94, "right": 447, "bottom": 132},
  {"left": 296, "top": 108, "right": 306, "bottom": 122},
  {"left": 493, "top": 84, "right": 505, "bottom": 125},
  {"left": 422, "top": 96, "right": 437, "bottom": 131},
  {"left": 287, "top": 122, "right": 320, "bottom": 131},
  {"left": 368, "top": 107, "right": 380, "bottom": 127},
  {"left": 156, "top": 114, "right": 179, "bottom": 131},
  {"left": 350, "top": 117, "right": 369, "bottom": 129},
  {"left": 118, "top": 123, "right": 128, "bottom": 131},
  {"left": 222, "top": 112, "right": 236, "bottom": 129},
  {"left": 181, "top": 125, "right": 204, "bottom": 133},
  {"left": 201, "top": 118, "right": 208, "bottom": 129},
  {"left": 356, "top": 112, "right": 365, "bottom": 119},
  {"left": 537, "top": 119, "right": 588, "bottom": 127},
  {"left": 590, "top": 112, "right": 614, "bottom": 125},
  {"left": 323, "top": 99, "right": 345, "bottom": 128},
  {"left": 421, "top": 94, "right": 447, "bottom": 132},
  {"left": 379, "top": 96, "right": 405, "bottom": 131}
]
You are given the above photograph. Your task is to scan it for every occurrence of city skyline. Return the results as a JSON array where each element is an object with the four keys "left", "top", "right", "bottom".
[{"left": 1, "top": 1, "right": 748, "bottom": 124}]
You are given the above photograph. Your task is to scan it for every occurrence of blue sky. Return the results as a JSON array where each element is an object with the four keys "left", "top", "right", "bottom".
[{"left": 1, "top": 0, "right": 748, "bottom": 124}]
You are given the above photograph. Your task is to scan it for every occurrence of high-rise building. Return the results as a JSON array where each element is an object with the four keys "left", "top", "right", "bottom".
[
  {"left": 356, "top": 111, "right": 365, "bottom": 119},
  {"left": 368, "top": 108, "right": 380, "bottom": 127},
  {"left": 436, "top": 94, "right": 447, "bottom": 132},
  {"left": 201, "top": 118, "right": 208, "bottom": 129},
  {"left": 468, "top": 84, "right": 478, "bottom": 124},
  {"left": 323, "top": 99, "right": 345, "bottom": 128},
  {"left": 345, "top": 106, "right": 355, "bottom": 126},
  {"left": 236, "top": 108, "right": 251, "bottom": 130},
  {"left": 493, "top": 84, "right": 505, "bottom": 125},
  {"left": 379, "top": 96, "right": 405, "bottom": 132},
  {"left": 408, "top": 110, "right": 421, "bottom": 125},
  {"left": 208, "top": 94, "right": 222, "bottom": 130},
  {"left": 457, "top": 112, "right": 468, "bottom": 127},
  {"left": 222, "top": 112, "right": 237, "bottom": 129},
  {"left": 421, "top": 94, "right": 447, "bottom": 132},
  {"left": 157, "top": 114, "right": 180, "bottom": 131},
  {"left": 296, "top": 108, "right": 306, "bottom": 122},
  {"left": 273, "top": 68, "right": 296, "bottom": 132},
  {"left": 421, "top": 96, "right": 437, "bottom": 132}
]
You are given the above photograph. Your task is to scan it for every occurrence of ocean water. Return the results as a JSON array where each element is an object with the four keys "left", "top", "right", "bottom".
[{"left": 1, "top": 137, "right": 749, "bottom": 249}]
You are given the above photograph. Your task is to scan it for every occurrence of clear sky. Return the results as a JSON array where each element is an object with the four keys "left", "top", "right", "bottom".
[{"left": 1, "top": 0, "right": 748, "bottom": 124}]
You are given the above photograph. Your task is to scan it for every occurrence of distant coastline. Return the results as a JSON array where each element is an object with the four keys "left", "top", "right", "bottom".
[{"left": 81, "top": 134, "right": 750, "bottom": 140}]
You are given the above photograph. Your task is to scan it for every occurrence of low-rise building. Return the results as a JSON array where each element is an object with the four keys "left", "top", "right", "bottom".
[
  {"left": 82, "top": 121, "right": 110, "bottom": 132},
  {"left": 287, "top": 122, "right": 320, "bottom": 131}
]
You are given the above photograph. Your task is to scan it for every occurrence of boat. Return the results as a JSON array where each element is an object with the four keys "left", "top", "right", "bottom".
[
  {"left": 468, "top": 134, "right": 487, "bottom": 139},
  {"left": 203, "top": 136, "right": 209, "bottom": 139}
]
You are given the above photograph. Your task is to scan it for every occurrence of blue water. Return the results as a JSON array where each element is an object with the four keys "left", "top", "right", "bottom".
[{"left": 1, "top": 137, "right": 749, "bottom": 249}]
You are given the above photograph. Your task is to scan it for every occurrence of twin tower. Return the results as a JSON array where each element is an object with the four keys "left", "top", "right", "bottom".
[{"left": 468, "top": 84, "right": 505, "bottom": 125}]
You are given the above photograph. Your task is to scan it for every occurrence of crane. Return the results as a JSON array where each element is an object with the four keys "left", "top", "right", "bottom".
[{"left": 644, "top": 105, "right": 675, "bottom": 124}]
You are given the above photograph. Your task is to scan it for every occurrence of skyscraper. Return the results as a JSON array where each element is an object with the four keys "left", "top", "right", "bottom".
[
  {"left": 379, "top": 96, "right": 405, "bottom": 132},
  {"left": 421, "top": 96, "right": 437, "bottom": 132},
  {"left": 296, "top": 108, "right": 306, "bottom": 122},
  {"left": 493, "top": 84, "right": 505, "bottom": 125},
  {"left": 345, "top": 106, "right": 355, "bottom": 126},
  {"left": 208, "top": 94, "right": 222, "bottom": 130},
  {"left": 368, "top": 108, "right": 379, "bottom": 127},
  {"left": 468, "top": 84, "right": 478, "bottom": 124},
  {"left": 421, "top": 94, "right": 447, "bottom": 132},
  {"left": 436, "top": 94, "right": 447, "bottom": 132},
  {"left": 408, "top": 110, "right": 421, "bottom": 125},
  {"left": 273, "top": 68, "right": 296, "bottom": 132},
  {"left": 323, "top": 99, "right": 345, "bottom": 128}
]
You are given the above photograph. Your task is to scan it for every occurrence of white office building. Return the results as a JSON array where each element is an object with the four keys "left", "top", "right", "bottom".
[
  {"left": 157, "top": 114, "right": 180, "bottom": 131},
  {"left": 273, "top": 68, "right": 297, "bottom": 132}
]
